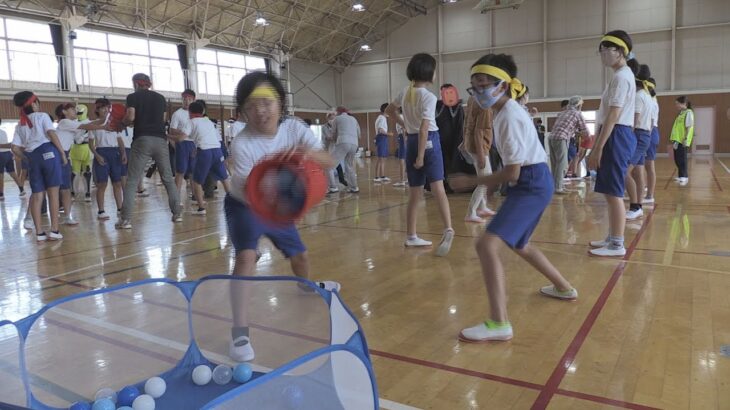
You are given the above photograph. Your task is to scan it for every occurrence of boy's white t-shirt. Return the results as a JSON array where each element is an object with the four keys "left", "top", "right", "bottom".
[
  {"left": 493, "top": 99, "right": 547, "bottom": 167},
  {"left": 395, "top": 86, "right": 439, "bottom": 135},
  {"left": 0, "top": 129, "right": 9, "bottom": 152},
  {"left": 230, "top": 121, "right": 246, "bottom": 140},
  {"left": 597, "top": 65, "right": 636, "bottom": 128},
  {"left": 170, "top": 108, "right": 193, "bottom": 141},
  {"left": 190, "top": 117, "right": 221, "bottom": 150},
  {"left": 229, "top": 118, "right": 321, "bottom": 203},
  {"left": 634, "top": 89, "right": 653, "bottom": 131},
  {"left": 56, "top": 119, "right": 86, "bottom": 151},
  {"left": 93, "top": 129, "right": 122, "bottom": 148},
  {"left": 375, "top": 114, "right": 388, "bottom": 135},
  {"left": 122, "top": 128, "right": 133, "bottom": 148},
  {"left": 16, "top": 113, "right": 55, "bottom": 152},
  {"left": 650, "top": 98, "right": 659, "bottom": 128}
]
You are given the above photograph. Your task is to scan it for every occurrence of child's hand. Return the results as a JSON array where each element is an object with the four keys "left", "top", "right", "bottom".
[
  {"left": 414, "top": 156, "right": 424, "bottom": 169},
  {"left": 95, "top": 153, "right": 106, "bottom": 166},
  {"left": 449, "top": 173, "right": 476, "bottom": 191},
  {"left": 587, "top": 149, "right": 601, "bottom": 170},
  {"left": 121, "top": 153, "right": 127, "bottom": 165},
  {"left": 476, "top": 156, "right": 486, "bottom": 170}
]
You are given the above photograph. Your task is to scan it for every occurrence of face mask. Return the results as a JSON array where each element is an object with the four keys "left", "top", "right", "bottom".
[{"left": 473, "top": 81, "right": 505, "bottom": 109}]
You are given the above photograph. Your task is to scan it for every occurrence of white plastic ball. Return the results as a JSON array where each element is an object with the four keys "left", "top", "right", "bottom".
[
  {"left": 192, "top": 364, "right": 212, "bottom": 386},
  {"left": 132, "top": 394, "right": 155, "bottom": 410},
  {"left": 93, "top": 387, "right": 117, "bottom": 404},
  {"left": 144, "top": 377, "right": 167, "bottom": 399}
]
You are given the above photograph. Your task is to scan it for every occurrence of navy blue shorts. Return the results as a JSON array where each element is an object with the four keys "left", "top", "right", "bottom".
[
  {"left": 630, "top": 129, "right": 651, "bottom": 166},
  {"left": 0, "top": 151, "right": 14, "bottom": 173},
  {"left": 406, "top": 132, "right": 444, "bottom": 187},
  {"left": 60, "top": 150, "right": 72, "bottom": 190},
  {"left": 176, "top": 140, "right": 196, "bottom": 175},
  {"left": 487, "top": 163, "right": 553, "bottom": 249},
  {"left": 397, "top": 135, "right": 405, "bottom": 160},
  {"left": 646, "top": 127, "right": 660, "bottom": 161},
  {"left": 220, "top": 140, "right": 229, "bottom": 159},
  {"left": 375, "top": 134, "right": 388, "bottom": 158},
  {"left": 192, "top": 148, "right": 228, "bottom": 184},
  {"left": 568, "top": 143, "right": 577, "bottom": 162},
  {"left": 595, "top": 125, "right": 636, "bottom": 198},
  {"left": 28, "top": 143, "right": 62, "bottom": 193},
  {"left": 94, "top": 147, "right": 123, "bottom": 183},
  {"left": 224, "top": 195, "right": 306, "bottom": 257},
  {"left": 122, "top": 148, "right": 130, "bottom": 177}
]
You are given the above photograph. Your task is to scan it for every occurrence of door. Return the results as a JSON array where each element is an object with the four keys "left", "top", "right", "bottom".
[{"left": 693, "top": 107, "right": 715, "bottom": 155}]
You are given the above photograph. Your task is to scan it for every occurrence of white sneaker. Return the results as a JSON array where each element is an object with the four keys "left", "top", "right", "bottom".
[
  {"left": 625, "top": 208, "right": 643, "bottom": 221},
  {"left": 405, "top": 236, "right": 432, "bottom": 247},
  {"left": 97, "top": 211, "right": 110, "bottom": 220},
  {"left": 435, "top": 229, "right": 455, "bottom": 257},
  {"left": 84, "top": 194, "right": 92, "bottom": 203},
  {"left": 115, "top": 219, "right": 132, "bottom": 229},
  {"left": 589, "top": 246, "right": 626, "bottom": 257},
  {"left": 48, "top": 231, "right": 63, "bottom": 241},
  {"left": 382, "top": 177, "right": 391, "bottom": 182},
  {"left": 678, "top": 178, "right": 688, "bottom": 186},
  {"left": 172, "top": 214, "right": 183, "bottom": 222},
  {"left": 192, "top": 208, "right": 207, "bottom": 215},
  {"left": 642, "top": 197, "right": 655, "bottom": 204},
  {"left": 64, "top": 217, "right": 79, "bottom": 226},
  {"left": 23, "top": 218, "right": 34, "bottom": 230},
  {"left": 19, "top": 190, "right": 26, "bottom": 197},
  {"left": 373, "top": 177, "right": 383, "bottom": 183},
  {"left": 393, "top": 181, "right": 406, "bottom": 187},
  {"left": 36, "top": 232, "right": 47, "bottom": 242},
  {"left": 327, "top": 187, "right": 339, "bottom": 194},
  {"left": 348, "top": 187, "right": 360, "bottom": 193},
  {"left": 459, "top": 322, "right": 513, "bottom": 343},
  {"left": 674, "top": 177, "right": 681, "bottom": 182},
  {"left": 229, "top": 336, "right": 255, "bottom": 362},
  {"left": 316, "top": 281, "right": 341, "bottom": 292},
  {"left": 540, "top": 285, "right": 578, "bottom": 300},
  {"left": 465, "top": 215, "right": 486, "bottom": 223}
]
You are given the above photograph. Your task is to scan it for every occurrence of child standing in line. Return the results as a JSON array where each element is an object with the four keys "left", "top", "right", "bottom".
[
  {"left": 588, "top": 30, "right": 637, "bottom": 257},
  {"left": 385, "top": 53, "right": 454, "bottom": 256},
  {"left": 625, "top": 62, "right": 653, "bottom": 221},
  {"left": 374, "top": 103, "right": 390, "bottom": 183},
  {"left": 188, "top": 101, "right": 231, "bottom": 215},
  {"left": 451, "top": 54, "right": 577, "bottom": 342},
  {"left": 393, "top": 109, "right": 407, "bottom": 187},
  {"left": 0, "top": 118, "right": 25, "bottom": 200},
  {"left": 643, "top": 78, "right": 659, "bottom": 204}
]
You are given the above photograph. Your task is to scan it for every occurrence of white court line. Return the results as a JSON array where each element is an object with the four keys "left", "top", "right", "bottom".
[
  {"left": 39, "top": 231, "right": 220, "bottom": 282},
  {"left": 717, "top": 158, "right": 730, "bottom": 174},
  {"left": 52, "top": 307, "right": 421, "bottom": 410}
]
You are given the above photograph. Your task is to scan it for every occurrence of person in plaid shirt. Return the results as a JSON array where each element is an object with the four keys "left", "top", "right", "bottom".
[{"left": 548, "top": 96, "right": 588, "bottom": 194}]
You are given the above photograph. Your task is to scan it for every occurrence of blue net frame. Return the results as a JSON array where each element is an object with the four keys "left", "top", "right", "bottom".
[{"left": 0, "top": 276, "right": 378, "bottom": 410}]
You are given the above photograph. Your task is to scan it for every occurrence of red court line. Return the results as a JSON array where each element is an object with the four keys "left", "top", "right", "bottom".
[
  {"left": 663, "top": 169, "right": 676, "bottom": 190},
  {"left": 710, "top": 169, "right": 723, "bottom": 191},
  {"left": 556, "top": 389, "right": 661, "bottom": 410},
  {"left": 531, "top": 205, "right": 658, "bottom": 410}
]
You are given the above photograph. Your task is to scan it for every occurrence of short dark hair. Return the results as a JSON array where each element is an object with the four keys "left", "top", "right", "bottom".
[
  {"left": 600, "top": 30, "right": 632, "bottom": 57},
  {"left": 94, "top": 98, "right": 110, "bottom": 116},
  {"left": 235, "top": 71, "right": 286, "bottom": 113},
  {"left": 406, "top": 53, "right": 436, "bottom": 83},
  {"left": 440, "top": 83, "right": 454, "bottom": 89},
  {"left": 55, "top": 103, "right": 75, "bottom": 120},
  {"left": 561, "top": 100, "right": 569, "bottom": 108},
  {"left": 13, "top": 91, "right": 35, "bottom": 115},
  {"left": 471, "top": 54, "right": 517, "bottom": 98},
  {"left": 303, "top": 119, "right": 312, "bottom": 126},
  {"left": 189, "top": 101, "right": 205, "bottom": 115},
  {"left": 182, "top": 89, "right": 196, "bottom": 98},
  {"left": 379, "top": 103, "right": 388, "bottom": 113},
  {"left": 676, "top": 95, "right": 692, "bottom": 109}
]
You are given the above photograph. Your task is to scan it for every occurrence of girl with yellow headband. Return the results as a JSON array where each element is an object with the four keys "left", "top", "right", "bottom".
[
  {"left": 224, "top": 72, "right": 339, "bottom": 363},
  {"left": 588, "top": 30, "right": 637, "bottom": 257},
  {"left": 450, "top": 54, "right": 578, "bottom": 343},
  {"left": 624, "top": 62, "right": 653, "bottom": 222},
  {"left": 384, "top": 53, "right": 454, "bottom": 256},
  {"left": 644, "top": 77, "right": 660, "bottom": 203}
]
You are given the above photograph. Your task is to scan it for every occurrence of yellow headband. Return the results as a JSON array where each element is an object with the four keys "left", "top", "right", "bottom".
[
  {"left": 470, "top": 64, "right": 524, "bottom": 99},
  {"left": 646, "top": 81, "right": 656, "bottom": 90},
  {"left": 601, "top": 35, "right": 629, "bottom": 56},
  {"left": 249, "top": 85, "right": 278, "bottom": 100}
]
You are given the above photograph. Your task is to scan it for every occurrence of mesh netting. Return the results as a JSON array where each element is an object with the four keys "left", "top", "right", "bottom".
[{"left": 0, "top": 276, "right": 376, "bottom": 410}]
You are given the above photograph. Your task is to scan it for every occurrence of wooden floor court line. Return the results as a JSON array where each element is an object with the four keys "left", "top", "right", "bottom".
[
  {"left": 530, "top": 205, "right": 658, "bottom": 409},
  {"left": 710, "top": 168, "right": 724, "bottom": 191},
  {"left": 663, "top": 170, "right": 677, "bottom": 190}
]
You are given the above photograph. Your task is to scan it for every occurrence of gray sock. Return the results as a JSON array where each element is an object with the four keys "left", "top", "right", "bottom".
[
  {"left": 608, "top": 235, "right": 624, "bottom": 250},
  {"left": 231, "top": 326, "right": 250, "bottom": 346}
]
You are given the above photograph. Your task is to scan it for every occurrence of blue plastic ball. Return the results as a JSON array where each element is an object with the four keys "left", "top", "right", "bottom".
[
  {"left": 232, "top": 363, "right": 253, "bottom": 383},
  {"left": 117, "top": 408, "right": 133, "bottom": 410},
  {"left": 91, "top": 398, "right": 115, "bottom": 410},
  {"left": 69, "top": 402, "right": 92, "bottom": 410},
  {"left": 116, "top": 386, "right": 141, "bottom": 407}
]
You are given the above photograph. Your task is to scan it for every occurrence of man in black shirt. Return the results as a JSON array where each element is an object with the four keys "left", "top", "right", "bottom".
[{"left": 116, "top": 73, "right": 181, "bottom": 229}]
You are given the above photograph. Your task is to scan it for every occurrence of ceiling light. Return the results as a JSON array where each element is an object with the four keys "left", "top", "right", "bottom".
[
  {"left": 254, "top": 12, "right": 268, "bottom": 26},
  {"left": 360, "top": 44, "right": 371, "bottom": 51},
  {"left": 442, "top": 0, "right": 460, "bottom": 3},
  {"left": 352, "top": 2, "right": 365, "bottom": 12}
]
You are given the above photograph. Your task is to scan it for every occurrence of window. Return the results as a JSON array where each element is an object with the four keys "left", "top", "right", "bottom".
[
  {"left": 195, "top": 48, "right": 267, "bottom": 97},
  {"left": 73, "top": 29, "right": 181, "bottom": 92},
  {"left": 582, "top": 111, "right": 597, "bottom": 135},
  {"left": 0, "top": 17, "right": 58, "bottom": 83}
]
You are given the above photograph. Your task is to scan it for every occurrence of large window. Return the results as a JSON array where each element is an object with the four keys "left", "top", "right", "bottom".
[
  {"left": 196, "top": 49, "right": 266, "bottom": 96},
  {"left": 0, "top": 17, "right": 58, "bottom": 84},
  {"left": 73, "top": 29, "right": 183, "bottom": 91}
]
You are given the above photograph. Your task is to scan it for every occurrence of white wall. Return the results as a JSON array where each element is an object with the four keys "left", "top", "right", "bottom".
[
  {"left": 288, "top": 59, "right": 338, "bottom": 111},
  {"left": 339, "top": 0, "right": 730, "bottom": 111}
]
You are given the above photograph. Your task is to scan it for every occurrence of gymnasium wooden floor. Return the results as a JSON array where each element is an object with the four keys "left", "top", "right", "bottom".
[{"left": 0, "top": 156, "right": 729, "bottom": 409}]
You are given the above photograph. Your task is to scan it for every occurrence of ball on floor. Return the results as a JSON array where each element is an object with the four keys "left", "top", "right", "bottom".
[
  {"left": 192, "top": 364, "right": 212, "bottom": 386},
  {"left": 232, "top": 363, "right": 253, "bottom": 383},
  {"left": 144, "top": 377, "right": 166, "bottom": 399}
]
